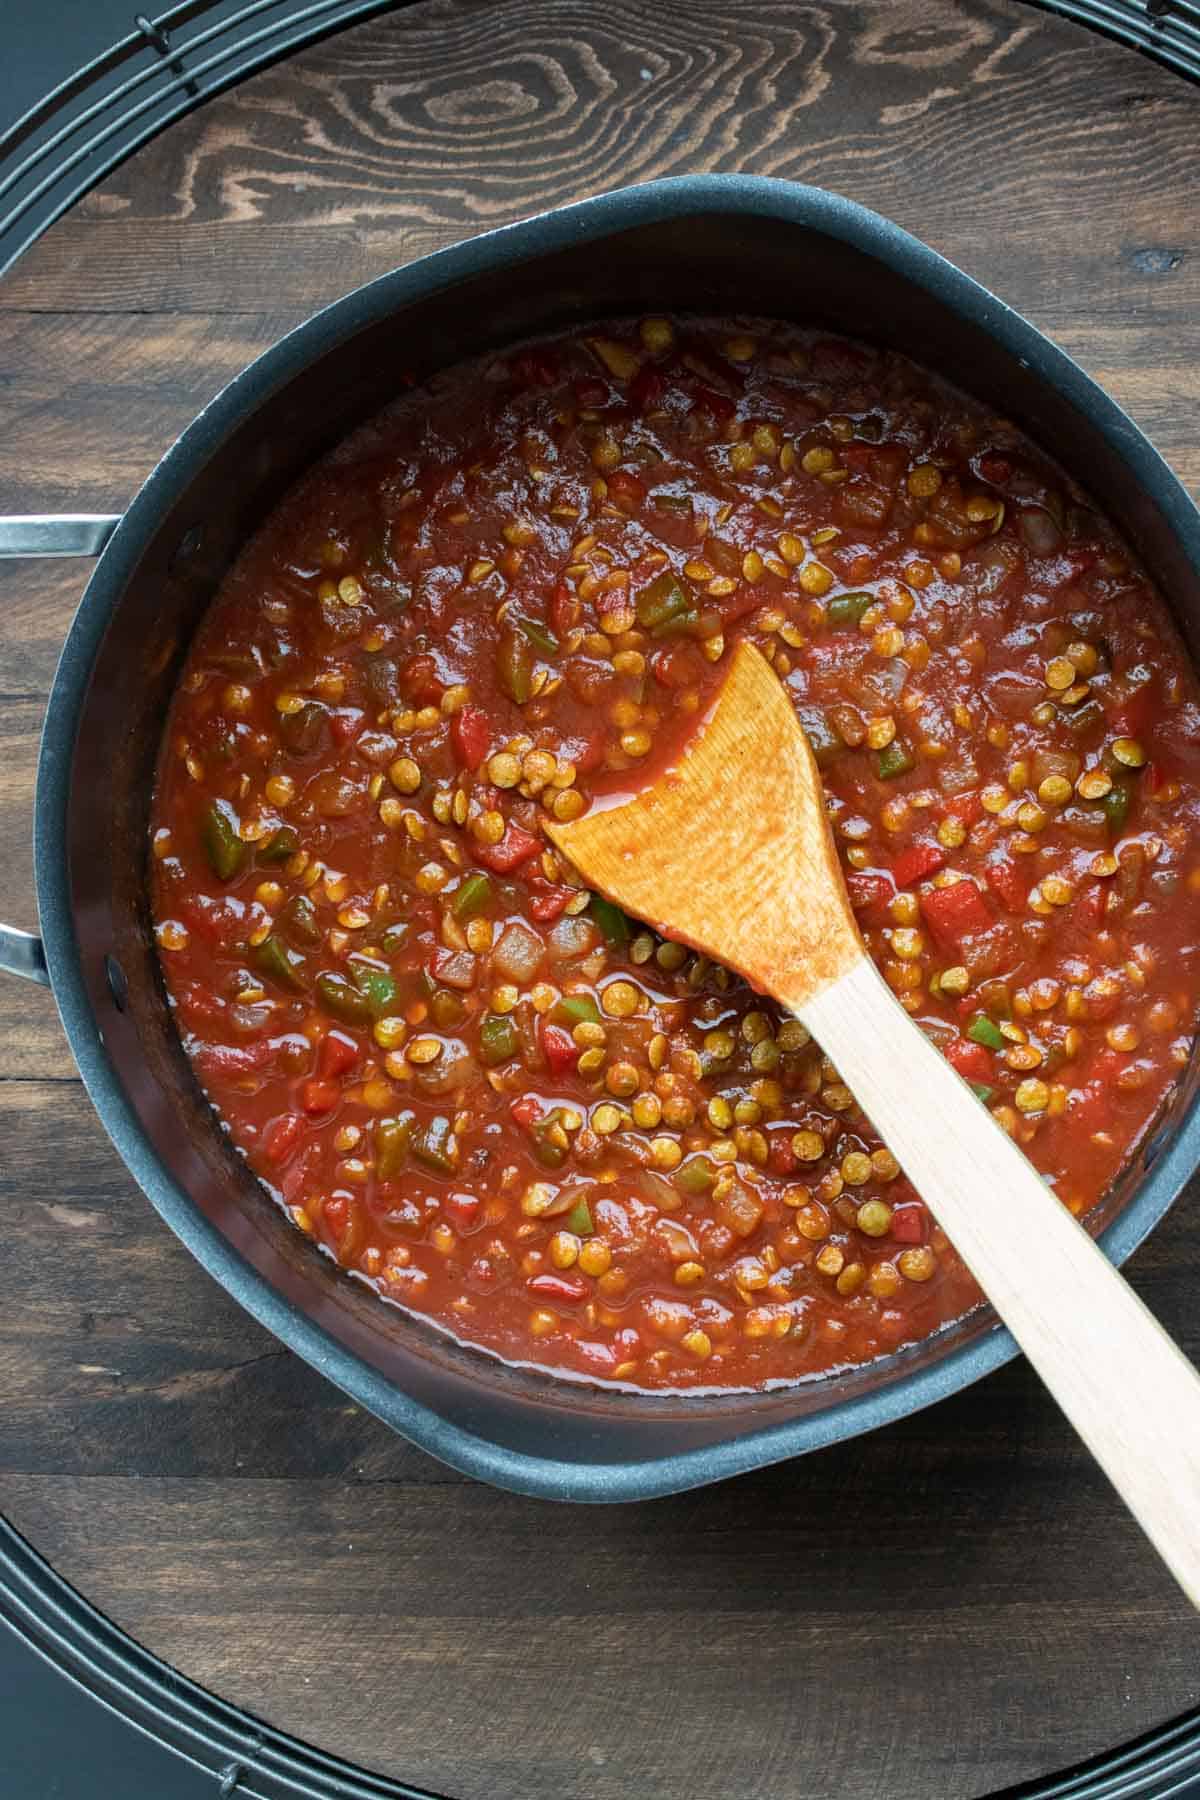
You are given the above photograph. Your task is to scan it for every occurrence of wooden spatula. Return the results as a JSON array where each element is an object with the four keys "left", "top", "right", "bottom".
[{"left": 549, "top": 638, "right": 1200, "bottom": 1606}]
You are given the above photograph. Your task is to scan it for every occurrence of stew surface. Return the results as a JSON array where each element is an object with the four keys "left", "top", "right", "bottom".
[{"left": 151, "top": 317, "right": 1200, "bottom": 1390}]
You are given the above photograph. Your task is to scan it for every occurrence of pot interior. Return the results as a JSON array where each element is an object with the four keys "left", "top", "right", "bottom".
[{"left": 58, "top": 197, "right": 1200, "bottom": 1474}]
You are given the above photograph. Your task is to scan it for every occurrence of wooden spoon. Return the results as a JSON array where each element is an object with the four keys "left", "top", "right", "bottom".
[{"left": 549, "top": 638, "right": 1200, "bottom": 1606}]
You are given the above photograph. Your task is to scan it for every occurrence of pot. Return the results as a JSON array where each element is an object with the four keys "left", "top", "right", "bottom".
[{"left": 3, "top": 176, "right": 1199, "bottom": 1501}]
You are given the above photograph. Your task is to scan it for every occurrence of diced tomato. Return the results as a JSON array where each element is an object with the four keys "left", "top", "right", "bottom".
[
  {"left": 317, "top": 1030, "right": 359, "bottom": 1081},
  {"left": 978, "top": 453, "right": 1012, "bottom": 486},
  {"left": 891, "top": 842, "right": 945, "bottom": 888},
  {"left": 889, "top": 1203, "right": 928, "bottom": 1244},
  {"left": 541, "top": 1021, "right": 581, "bottom": 1076},
  {"left": 556, "top": 729, "right": 605, "bottom": 774},
  {"left": 399, "top": 653, "right": 443, "bottom": 705},
  {"left": 323, "top": 1193, "right": 348, "bottom": 1237},
  {"left": 1110, "top": 682, "right": 1154, "bottom": 737},
  {"left": 629, "top": 365, "right": 665, "bottom": 413},
  {"left": 845, "top": 872, "right": 893, "bottom": 918},
  {"left": 262, "top": 1112, "right": 304, "bottom": 1165},
  {"left": 475, "top": 822, "right": 543, "bottom": 873},
  {"left": 941, "top": 790, "right": 983, "bottom": 827},
  {"left": 443, "top": 1192, "right": 482, "bottom": 1233},
  {"left": 768, "top": 1136, "right": 799, "bottom": 1176},
  {"left": 510, "top": 1096, "right": 540, "bottom": 1130},
  {"left": 194, "top": 1039, "right": 275, "bottom": 1081},
  {"left": 1143, "top": 759, "right": 1170, "bottom": 796},
  {"left": 180, "top": 893, "right": 246, "bottom": 950},
  {"left": 1076, "top": 882, "right": 1107, "bottom": 928},
  {"left": 690, "top": 384, "right": 736, "bottom": 423},
  {"left": 574, "top": 375, "right": 608, "bottom": 407},
  {"left": 985, "top": 854, "right": 1029, "bottom": 915},
  {"left": 528, "top": 1272, "right": 587, "bottom": 1304},
  {"left": 945, "top": 1038, "right": 994, "bottom": 1083},
  {"left": 450, "top": 705, "right": 491, "bottom": 769},
  {"left": 920, "top": 879, "right": 993, "bottom": 947},
  {"left": 300, "top": 1078, "right": 340, "bottom": 1116},
  {"left": 607, "top": 469, "right": 645, "bottom": 510},
  {"left": 329, "top": 707, "right": 364, "bottom": 745},
  {"left": 1070, "top": 1080, "right": 1114, "bottom": 1135},
  {"left": 529, "top": 887, "right": 573, "bottom": 923},
  {"left": 650, "top": 645, "right": 700, "bottom": 689},
  {"left": 551, "top": 582, "right": 577, "bottom": 641}
]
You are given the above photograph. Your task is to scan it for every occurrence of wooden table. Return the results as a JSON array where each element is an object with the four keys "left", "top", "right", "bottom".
[{"left": 2, "top": 3, "right": 1199, "bottom": 1795}]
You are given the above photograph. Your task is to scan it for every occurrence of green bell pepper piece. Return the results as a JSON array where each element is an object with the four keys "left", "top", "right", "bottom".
[
  {"left": 589, "top": 894, "right": 631, "bottom": 948},
  {"left": 256, "top": 825, "right": 299, "bottom": 865},
  {"left": 375, "top": 1113, "right": 415, "bottom": 1180},
  {"left": 966, "top": 1014, "right": 1005, "bottom": 1051},
  {"left": 255, "top": 933, "right": 307, "bottom": 991},
  {"left": 551, "top": 994, "right": 602, "bottom": 1028},
  {"left": 565, "top": 1197, "right": 594, "bottom": 1237},
  {"left": 280, "top": 893, "right": 321, "bottom": 946},
  {"left": 1102, "top": 780, "right": 1133, "bottom": 835},
  {"left": 479, "top": 1013, "right": 519, "bottom": 1066},
  {"left": 411, "top": 1115, "right": 459, "bottom": 1174},
  {"left": 353, "top": 965, "right": 399, "bottom": 1016},
  {"left": 875, "top": 740, "right": 915, "bottom": 780},
  {"left": 497, "top": 628, "right": 534, "bottom": 705},
  {"left": 452, "top": 872, "right": 494, "bottom": 921},
  {"left": 635, "top": 571, "right": 691, "bottom": 634},
  {"left": 826, "top": 590, "right": 874, "bottom": 627},
  {"left": 202, "top": 799, "right": 246, "bottom": 881},
  {"left": 517, "top": 615, "right": 559, "bottom": 657},
  {"left": 315, "top": 970, "right": 373, "bottom": 1026},
  {"left": 970, "top": 1082, "right": 995, "bottom": 1104}
]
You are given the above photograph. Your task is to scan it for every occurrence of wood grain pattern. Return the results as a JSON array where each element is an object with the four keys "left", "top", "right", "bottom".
[{"left": 3, "top": 1, "right": 1200, "bottom": 1795}]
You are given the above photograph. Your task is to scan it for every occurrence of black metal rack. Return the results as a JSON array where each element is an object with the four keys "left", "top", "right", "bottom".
[{"left": 1, "top": 1, "right": 1199, "bottom": 1795}]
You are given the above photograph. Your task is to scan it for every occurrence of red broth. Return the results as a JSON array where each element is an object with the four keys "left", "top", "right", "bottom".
[{"left": 150, "top": 318, "right": 1200, "bottom": 1391}]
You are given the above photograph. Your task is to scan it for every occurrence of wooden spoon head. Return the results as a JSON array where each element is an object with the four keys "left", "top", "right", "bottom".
[{"left": 547, "top": 640, "right": 865, "bottom": 1011}]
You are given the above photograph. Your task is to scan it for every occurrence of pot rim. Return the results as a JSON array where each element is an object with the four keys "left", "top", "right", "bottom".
[{"left": 32, "top": 173, "right": 1200, "bottom": 1500}]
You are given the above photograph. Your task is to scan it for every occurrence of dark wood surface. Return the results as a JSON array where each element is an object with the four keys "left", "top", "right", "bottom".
[{"left": 2, "top": 3, "right": 1200, "bottom": 1795}]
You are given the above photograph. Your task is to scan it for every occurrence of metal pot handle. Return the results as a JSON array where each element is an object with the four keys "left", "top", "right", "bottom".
[{"left": 0, "top": 512, "right": 122, "bottom": 984}]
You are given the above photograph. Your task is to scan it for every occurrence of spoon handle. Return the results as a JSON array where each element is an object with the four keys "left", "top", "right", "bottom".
[{"left": 800, "top": 953, "right": 1200, "bottom": 1610}]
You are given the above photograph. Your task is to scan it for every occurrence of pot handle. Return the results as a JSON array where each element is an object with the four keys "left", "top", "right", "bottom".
[
  {"left": 0, "top": 514, "right": 121, "bottom": 557},
  {"left": 1, "top": 512, "right": 123, "bottom": 984}
]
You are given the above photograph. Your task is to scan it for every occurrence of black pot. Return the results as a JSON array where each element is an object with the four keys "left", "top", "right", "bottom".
[{"left": 4, "top": 176, "right": 1199, "bottom": 1501}]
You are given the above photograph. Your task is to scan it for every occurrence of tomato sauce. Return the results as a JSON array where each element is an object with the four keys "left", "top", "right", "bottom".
[{"left": 151, "top": 317, "right": 1200, "bottom": 1390}]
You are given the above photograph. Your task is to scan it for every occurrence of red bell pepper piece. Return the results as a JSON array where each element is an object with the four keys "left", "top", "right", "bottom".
[
  {"left": 985, "top": 854, "right": 1029, "bottom": 915},
  {"left": 317, "top": 1030, "right": 359, "bottom": 1081},
  {"left": 1077, "top": 882, "right": 1107, "bottom": 928},
  {"left": 262, "top": 1112, "right": 304, "bottom": 1165},
  {"left": 941, "top": 790, "right": 983, "bottom": 827},
  {"left": 510, "top": 1096, "right": 540, "bottom": 1130},
  {"left": 889, "top": 1203, "right": 928, "bottom": 1244},
  {"left": 475, "top": 822, "right": 542, "bottom": 873},
  {"left": 920, "top": 879, "right": 993, "bottom": 947},
  {"left": 450, "top": 705, "right": 491, "bottom": 770},
  {"left": 443, "top": 1192, "right": 482, "bottom": 1234},
  {"left": 845, "top": 872, "right": 893, "bottom": 916},
  {"left": 328, "top": 707, "right": 364, "bottom": 746},
  {"left": 891, "top": 841, "right": 946, "bottom": 888},
  {"left": 690, "top": 383, "right": 737, "bottom": 423},
  {"left": 528, "top": 1272, "right": 588, "bottom": 1304},
  {"left": 551, "top": 582, "right": 577, "bottom": 641},
  {"left": 541, "top": 1021, "right": 581, "bottom": 1076},
  {"left": 945, "top": 1038, "right": 994, "bottom": 1083},
  {"left": 607, "top": 469, "right": 645, "bottom": 510},
  {"left": 529, "top": 887, "right": 573, "bottom": 923},
  {"left": 300, "top": 1078, "right": 340, "bottom": 1117}
]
